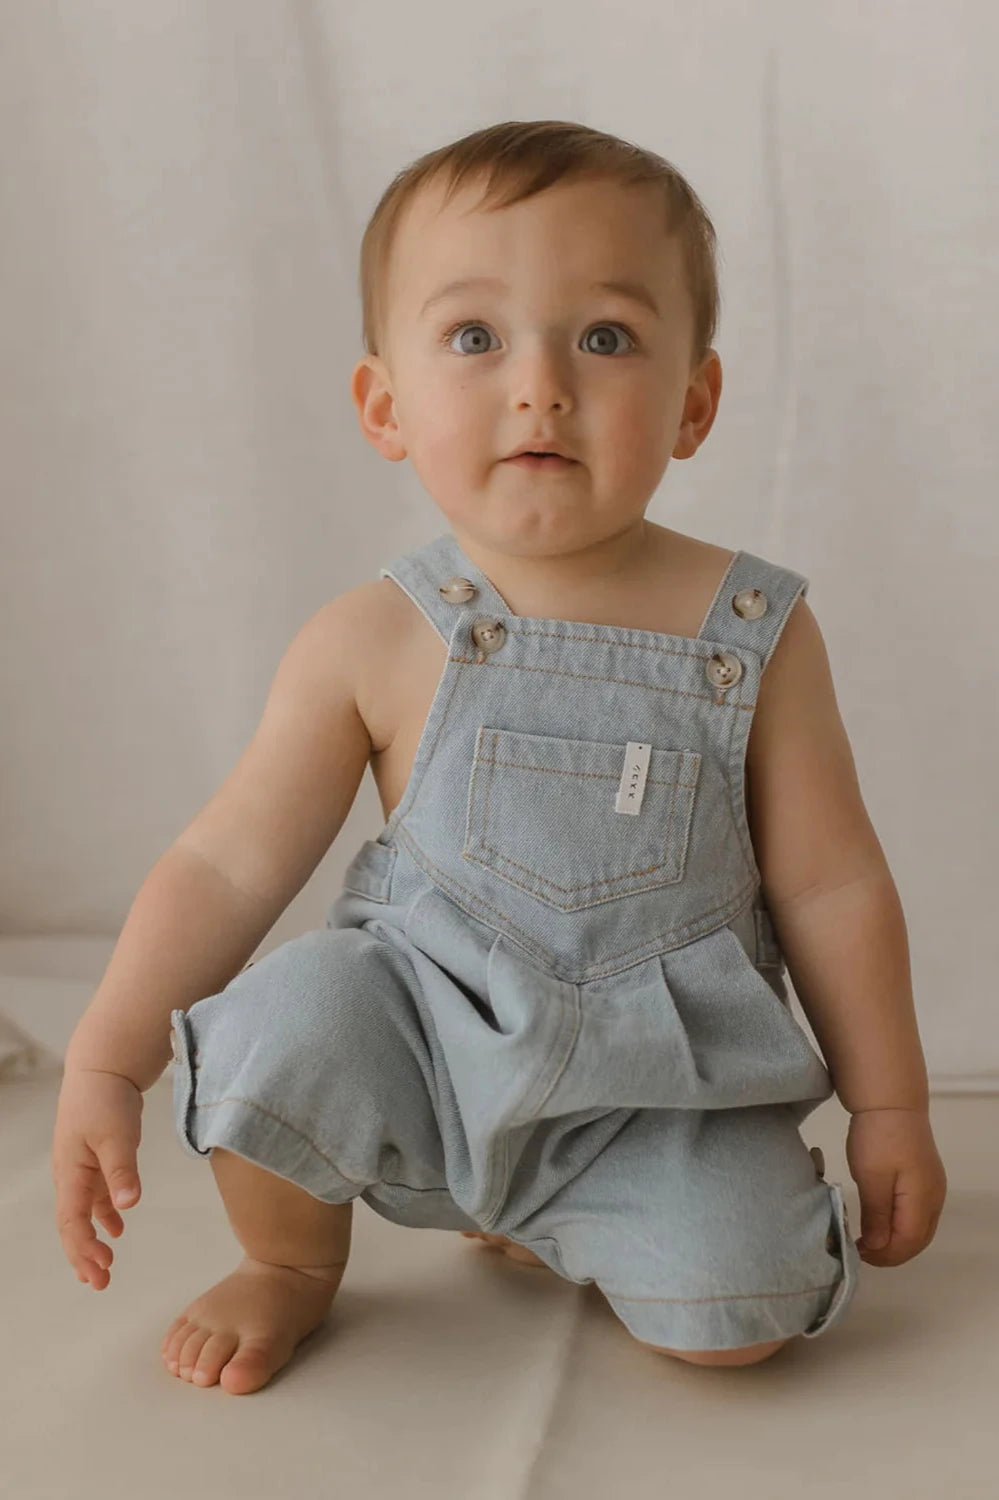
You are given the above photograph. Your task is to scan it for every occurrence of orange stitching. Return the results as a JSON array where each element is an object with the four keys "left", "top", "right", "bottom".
[
  {"left": 397, "top": 820, "right": 760, "bottom": 979},
  {"left": 474, "top": 754, "right": 699, "bottom": 788},
  {"left": 603, "top": 1279, "right": 840, "bottom": 1306},
  {"left": 186, "top": 1092, "right": 452, "bottom": 1199},
  {"left": 449, "top": 654, "right": 756, "bottom": 711},
  {"left": 473, "top": 623, "right": 716, "bottom": 659},
  {"left": 186, "top": 1094, "right": 371, "bottom": 1187},
  {"left": 473, "top": 734, "right": 691, "bottom": 895},
  {"left": 470, "top": 851, "right": 682, "bottom": 893},
  {"left": 480, "top": 729, "right": 496, "bottom": 893}
]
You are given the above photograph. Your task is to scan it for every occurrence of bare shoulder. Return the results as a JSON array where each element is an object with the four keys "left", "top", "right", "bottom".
[
  {"left": 313, "top": 576, "right": 438, "bottom": 755},
  {"left": 745, "top": 593, "right": 884, "bottom": 903},
  {"left": 312, "top": 576, "right": 405, "bottom": 644},
  {"left": 273, "top": 582, "right": 381, "bottom": 742},
  {"left": 746, "top": 592, "right": 830, "bottom": 771},
  {"left": 751, "top": 591, "right": 827, "bottom": 716}
]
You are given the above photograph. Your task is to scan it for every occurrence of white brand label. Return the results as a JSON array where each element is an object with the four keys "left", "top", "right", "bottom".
[{"left": 615, "top": 742, "right": 651, "bottom": 815}]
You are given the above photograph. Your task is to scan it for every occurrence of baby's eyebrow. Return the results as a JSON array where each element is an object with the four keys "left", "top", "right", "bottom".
[{"left": 419, "top": 276, "right": 661, "bottom": 320}]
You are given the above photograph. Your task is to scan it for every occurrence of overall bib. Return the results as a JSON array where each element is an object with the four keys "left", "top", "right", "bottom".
[{"left": 171, "top": 530, "right": 861, "bottom": 1350}]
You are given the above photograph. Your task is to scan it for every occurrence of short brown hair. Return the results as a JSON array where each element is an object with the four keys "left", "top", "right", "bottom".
[{"left": 359, "top": 119, "right": 720, "bottom": 372}]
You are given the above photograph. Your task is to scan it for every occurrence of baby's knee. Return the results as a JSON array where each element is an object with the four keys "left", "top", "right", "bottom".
[{"left": 642, "top": 1336, "right": 790, "bottom": 1367}]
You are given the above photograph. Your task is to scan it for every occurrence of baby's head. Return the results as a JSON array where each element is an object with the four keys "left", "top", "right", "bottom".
[{"left": 351, "top": 120, "right": 722, "bottom": 557}]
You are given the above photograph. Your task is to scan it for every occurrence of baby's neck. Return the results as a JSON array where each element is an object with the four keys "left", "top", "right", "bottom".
[{"left": 452, "top": 519, "right": 670, "bottom": 619}]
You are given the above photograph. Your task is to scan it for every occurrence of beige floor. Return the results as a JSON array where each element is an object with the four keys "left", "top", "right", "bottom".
[{"left": 1, "top": 1063, "right": 995, "bottom": 1500}]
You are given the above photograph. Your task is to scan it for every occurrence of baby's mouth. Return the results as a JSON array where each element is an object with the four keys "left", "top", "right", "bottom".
[{"left": 505, "top": 453, "right": 577, "bottom": 470}]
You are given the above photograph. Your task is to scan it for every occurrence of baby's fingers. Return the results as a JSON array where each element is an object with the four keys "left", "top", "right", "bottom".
[
  {"left": 54, "top": 1167, "right": 115, "bottom": 1287},
  {"left": 91, "top": 1186, "right": 127, "bottom": 1239}
]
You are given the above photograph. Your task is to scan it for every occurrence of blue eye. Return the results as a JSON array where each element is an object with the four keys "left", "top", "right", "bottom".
[
  {"left": 443, "top": 323, "right": 498, "bottom": 355},
  {"left": 581, "top": 324, "right": 635, "bottom": 356},
  {"left": 440, "top": 321, "right": 636, "bottom": 355}
]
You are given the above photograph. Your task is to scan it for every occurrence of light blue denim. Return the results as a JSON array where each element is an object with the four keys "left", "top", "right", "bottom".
[{"left": 171, "top": 529, "right": 861, "bottom": 1350}]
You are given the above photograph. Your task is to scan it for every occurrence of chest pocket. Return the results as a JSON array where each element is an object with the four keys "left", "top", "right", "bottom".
[{"left": 462, "top": 725, "right": 702, "bottom": 913}]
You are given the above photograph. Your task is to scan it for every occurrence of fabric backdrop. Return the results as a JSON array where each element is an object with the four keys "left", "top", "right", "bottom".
[{"left": 1, "top": 1, "right": 995, "bottom": 1088}]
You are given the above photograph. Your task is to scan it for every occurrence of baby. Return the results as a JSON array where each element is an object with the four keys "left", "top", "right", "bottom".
[{"left": 52, "top": 119, "right": 947, "bottom": 1395}]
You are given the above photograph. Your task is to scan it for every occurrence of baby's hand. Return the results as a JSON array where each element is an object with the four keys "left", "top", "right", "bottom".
[
  {"left": 845, "top": 1106, "right": 947, "bottom": 1267},
  {"left": 51, "top": 1066, "right": 144, "bottom": 1290}
]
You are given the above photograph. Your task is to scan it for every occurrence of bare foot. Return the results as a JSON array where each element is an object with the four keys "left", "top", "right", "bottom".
[
  {"left": 461, "top": 1230, "right": 549, "bottom": 1267},
  {"left": 161, "top": 1253, "right": 346, "bottom": 1394}
]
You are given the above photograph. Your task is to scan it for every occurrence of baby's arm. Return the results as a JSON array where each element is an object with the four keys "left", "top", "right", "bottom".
[
  {"left": 745, "top": 596, "right": 929, "bottom": 1114},
  {"left": 66, "top": 591, "right": 373, "bottom": 1093}
]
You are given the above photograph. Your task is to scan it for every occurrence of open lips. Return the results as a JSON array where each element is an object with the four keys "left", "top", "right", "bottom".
[{"left": 505, "top": 447, "right": 578, "bottom": 469}]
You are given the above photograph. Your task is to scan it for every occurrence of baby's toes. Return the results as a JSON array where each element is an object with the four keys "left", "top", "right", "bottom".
[
  {"left": 162, "top": 1318, "right": 193, "bottom": 1373},
  {"left": 175, "top": 1326, "right": 214, "bottom": 1380},
  {"left": 189, "top": 1331, "right": 240, "bottom": 1387},
  {"left": 218, "top": 1337, "right": 282, "bottom": 1396}
]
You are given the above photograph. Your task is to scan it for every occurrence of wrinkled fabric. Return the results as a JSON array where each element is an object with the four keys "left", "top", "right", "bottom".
[{"left": 171, "top": 529, "right": 860, "bottom": 1349}]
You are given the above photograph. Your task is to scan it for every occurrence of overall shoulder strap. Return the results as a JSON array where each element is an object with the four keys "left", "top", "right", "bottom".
[
  {"left": 696, "top": 549, "right": 810, "bottom": 671},
  {"left": 379, "top": 532, "right": 512, "bottom": 645}
]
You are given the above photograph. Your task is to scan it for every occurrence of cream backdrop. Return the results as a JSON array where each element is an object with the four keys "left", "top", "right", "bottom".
[{"left": 0, "top": 1, "right": 995, "bottom": 1089}]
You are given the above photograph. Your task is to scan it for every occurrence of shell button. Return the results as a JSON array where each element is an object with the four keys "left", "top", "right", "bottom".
[
  {"left": 470, "top": 617, "right": 506, "bottom": 661},
  {"left": 705, "top": 651, "right": 743, "bottom": 689},
  {"left": 732, "top": 587, "right": 768, "bottom": 620},
  {"left": 439, "top": 576, "right": 478, "bottom": 604}
]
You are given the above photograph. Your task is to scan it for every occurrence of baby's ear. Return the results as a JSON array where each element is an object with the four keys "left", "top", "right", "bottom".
[{"left": 350, "top": 357, "right": 406, "bottom": 461}]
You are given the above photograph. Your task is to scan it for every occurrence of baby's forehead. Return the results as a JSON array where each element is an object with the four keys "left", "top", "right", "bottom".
[
  {"left": 397, "top": 175, "right": 667, "bottom": 269},
  {"left": 386, "top": 178, "right": 687, "bottom": 339}
]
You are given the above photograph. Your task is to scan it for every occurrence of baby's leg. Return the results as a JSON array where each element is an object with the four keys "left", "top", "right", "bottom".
[{"left": 161, "top": 1149, "right": 353, "bottom": 1395}]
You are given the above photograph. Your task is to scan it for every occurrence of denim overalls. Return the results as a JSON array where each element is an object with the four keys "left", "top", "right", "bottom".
[{"left": 170, "top": 529, "right": 861, "bottom": 1350}]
